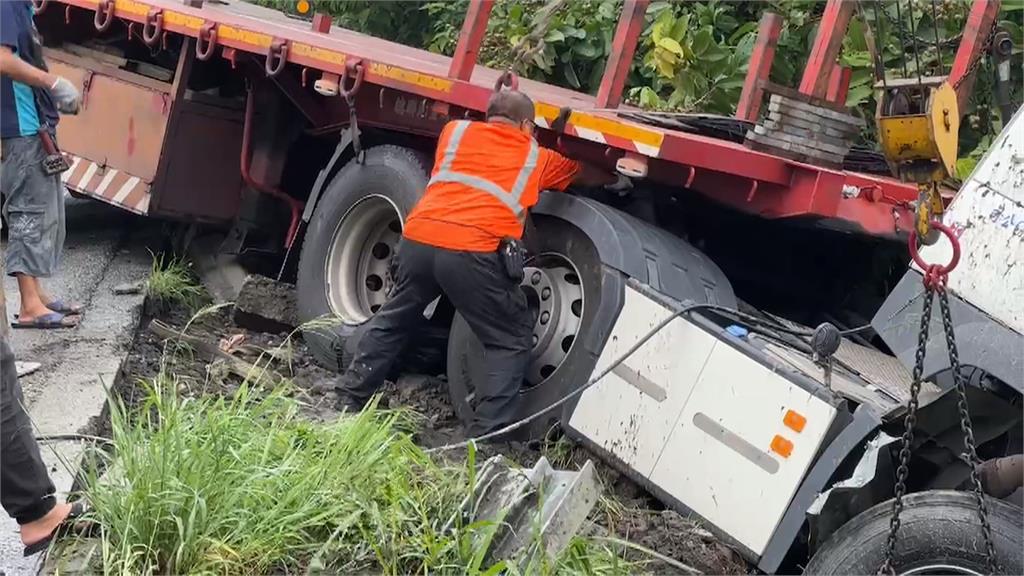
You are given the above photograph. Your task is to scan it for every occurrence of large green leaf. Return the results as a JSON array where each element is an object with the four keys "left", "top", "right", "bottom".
[
  {"left": 657, "top": 37, "right": 685, "bottom": 56},
  {"left": 692, "top": 27, "right": 714, "bottom": 56}
]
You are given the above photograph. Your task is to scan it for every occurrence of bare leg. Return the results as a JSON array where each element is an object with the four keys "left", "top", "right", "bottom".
[{"left": 16, "top": 274, "right": 51, "bottom": 322}]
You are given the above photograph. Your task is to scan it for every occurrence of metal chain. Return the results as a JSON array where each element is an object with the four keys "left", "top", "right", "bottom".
[
  {"left": 879, "top": 287, "right": 934, "bottom": 576},
  {"left": 952, "top": 21, "right": 998, "bottom": 90},
  {"left": 880, "top": 276, "right": 999, "bottom": 574},
  {"left": 938, "top": 284, "right": 1000, "bottom": 574},
  {"left": 878, "top": 1, "right": 964, "bottom": 49}
]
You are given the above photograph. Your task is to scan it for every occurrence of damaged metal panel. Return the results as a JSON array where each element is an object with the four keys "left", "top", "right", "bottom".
[{"left": 916, "top": 105, "right": 1024, "bottom": 336}]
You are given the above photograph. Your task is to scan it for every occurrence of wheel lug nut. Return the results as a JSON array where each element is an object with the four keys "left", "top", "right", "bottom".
[
  {"left": 541, "top": 287, "right": 551, "bottom": 300},
  {"left": 540, "top": 311, "right": 550, "bottom": 324},
  {"left": 532, "top": 334, "right": 539, "bottom": 346},
  {"left": 531, "top": 271, "right": 542, "bottom": 285}
]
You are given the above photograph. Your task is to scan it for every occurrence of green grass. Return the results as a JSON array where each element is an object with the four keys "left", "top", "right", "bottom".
[
  {"left": 146, "top": 254, "right": 205, "bottom": 311},
  {"left": 72, "top": 376, "right": 645, "bottom": 575}
]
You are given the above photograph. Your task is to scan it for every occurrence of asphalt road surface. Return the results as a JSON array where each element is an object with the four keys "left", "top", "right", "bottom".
[{"left": 1, "top": 197, "right": 151, "bottom": 574}]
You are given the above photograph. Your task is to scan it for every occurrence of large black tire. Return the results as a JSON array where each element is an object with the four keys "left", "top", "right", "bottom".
[
  {"left": 446, "top": 216, "right": 605, "bottom": 440},
  {"left": 805, "top": 490, "right": 1023, "bottom": 575},
  {"left": 297, "top": 145, "right": 430, "bottom": 371}
]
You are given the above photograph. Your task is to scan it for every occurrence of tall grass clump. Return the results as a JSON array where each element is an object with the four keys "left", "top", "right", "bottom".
[
  {"left": 79, "top": 379, "right": 640, "bottom": 574},
  {"left": 146, "top": 254, "right": 204, "bottom": 311}
]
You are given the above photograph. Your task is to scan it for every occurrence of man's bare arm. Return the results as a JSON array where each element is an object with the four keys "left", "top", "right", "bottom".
[{"left": 0, "top": 46, "right": 56, "bottom": 89}]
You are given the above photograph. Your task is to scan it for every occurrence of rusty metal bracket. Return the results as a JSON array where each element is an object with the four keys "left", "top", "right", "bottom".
[
  {"left": 196, "top": 22, "right": 218, "bottom": 61},
  {"left": 142, "top": 8, "right": 165, "bottom": 47},
  {"left": 94, "top": 0, "right": 115, "bottom": 32},
  {"left": 265, "top": 39, "right": 289, "bottom": 77}
]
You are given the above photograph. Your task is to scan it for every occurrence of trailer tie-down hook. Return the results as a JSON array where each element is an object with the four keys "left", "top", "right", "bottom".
[
  {"left": 340, "top": 61, "right": 366, "bottom": 164},
  {"left": 94, "top": 0, "right": 115, "bottom": 32},
  {"left": 32, "top": 0, "right": 48, "bottom": 14},
  {"left": 196, "top": 22, "right": 218, "bottom": 61},
  {"left": 265, "top": 39, "right": 289, "bottom": 78},
  {"left": 494, "top": 70, "right": 519, "bottom": 93},
  {"left": 142, "top": 8, "right": 164, "bottom": 48}
]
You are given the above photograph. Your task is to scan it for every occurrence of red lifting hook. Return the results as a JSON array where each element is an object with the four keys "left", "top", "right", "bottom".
[
  {"left": 908, "top": 221, "right": 961, "bottom": 290},
  {"left": 94, "top": 0, "right": 115, "bottom": 32},
  {"left": 494, "top": 70, "right": 519, "bottom": 93},
  {"left": 338, "top": 61, "right": 365, "bottom": 100},
  {"left": 142, "top": 8, "right": 164, "bottom": 48},
  {"left": 196, "top": 22, "right": 218, "bottom": 61},
  {"left": 265, "top": 39, "right": 289, "bottom": 77}
]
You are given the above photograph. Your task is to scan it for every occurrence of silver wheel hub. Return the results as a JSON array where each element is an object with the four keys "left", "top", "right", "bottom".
[
  {"left": 520, "top": 255, "right": 584, "bottom": 387},
  {"left": 325, "top": 195, "right": 402, "bottom": 324}
]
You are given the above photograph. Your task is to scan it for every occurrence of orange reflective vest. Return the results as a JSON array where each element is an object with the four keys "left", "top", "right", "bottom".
[{"left": 403, "top": 120, "right": 580, "bottom": 252}]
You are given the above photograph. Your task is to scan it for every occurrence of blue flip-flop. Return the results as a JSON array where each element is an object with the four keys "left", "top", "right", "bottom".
[
  {"left": 11, "top": 312, "right": 80, "bottom": 329},
  {"left": 46, "top": 299, "right": 84, "bottom": 315}
]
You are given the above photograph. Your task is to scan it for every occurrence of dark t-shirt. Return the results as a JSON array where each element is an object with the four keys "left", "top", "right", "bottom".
[{"left": 1, "top": 0, "right": 58, "bottom": 138}]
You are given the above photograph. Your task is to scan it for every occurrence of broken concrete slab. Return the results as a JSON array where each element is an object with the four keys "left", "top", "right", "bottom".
[
  {"left": 232, "top": 274, "right": 299, "bottom": 335},
  {"left": 470, "top": 455, "right": 601, "bottom": 568}
]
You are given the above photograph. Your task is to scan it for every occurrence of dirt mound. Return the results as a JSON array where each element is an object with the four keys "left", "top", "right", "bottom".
[{"left": 94, "top": 293, "right": 747, "bottom": 575}]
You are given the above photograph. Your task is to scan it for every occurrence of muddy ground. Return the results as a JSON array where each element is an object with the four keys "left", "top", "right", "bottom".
[{"left": 88, "top": 286, "right": 748, "bottom": 575}]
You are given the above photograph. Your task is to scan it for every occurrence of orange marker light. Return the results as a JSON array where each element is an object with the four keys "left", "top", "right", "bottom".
[
  {"left": 296, "top": 0, "right": 311, "bottom": 14},
  {"left": 783, "top": 410, "right": 806, "bottom": 433},
  {"left": 771, "top": 435, "right": 793, "bottom": 458}
]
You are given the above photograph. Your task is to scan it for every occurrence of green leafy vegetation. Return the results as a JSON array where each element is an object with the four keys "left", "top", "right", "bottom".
[
  {"left": 71, "top": 373, "right": 646, "bottom": 574},
  {"left": 266, "top": 0, "right": 1021, "bottom": 171},
  {"left": 146, "top": 254, "right": 205, "bottom": 311}
]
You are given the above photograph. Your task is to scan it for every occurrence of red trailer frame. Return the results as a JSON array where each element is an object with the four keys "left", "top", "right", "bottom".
[{"left": 34, "top": 0, "right": 999, "bottom": 240}]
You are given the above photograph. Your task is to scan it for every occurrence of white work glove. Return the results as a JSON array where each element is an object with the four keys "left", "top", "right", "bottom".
[{"left": 49, "top": 76, "right": 81, "bottom": 115}]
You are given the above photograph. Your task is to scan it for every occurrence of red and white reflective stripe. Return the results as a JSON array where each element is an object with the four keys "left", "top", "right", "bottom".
[
  {"left": 533, "top": 116, "right": 661, "bottom": 158},
  {"left": 61, "top": 154, "right": 152, "bottom": 215}
]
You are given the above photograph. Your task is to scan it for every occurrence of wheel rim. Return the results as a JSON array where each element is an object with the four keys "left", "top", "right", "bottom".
[
  {"left": 325, "top": 195, "right": 402, "bottom": 324},
  {"left": 520, "top": 253, "right": 584, "bottom": 389},
  {"left": 901, "top": 565, "right": 983, "bottom": 575}
]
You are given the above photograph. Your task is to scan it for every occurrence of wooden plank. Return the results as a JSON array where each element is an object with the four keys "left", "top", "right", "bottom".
[
  {"left": 767, "top": 98, "right": 864, "bottom": 128},
  {"left": 758, "top": 80, "right": 848, "bottom": 113},
  {"left": 746, "top": 130, "right": 847, "bottom": 163},
  {"left": 762, "top": 117, "right": 858, "bottom": 141},
  {"left": 760, "top": 121, "right": 854, "bottom": 148},
  {"left": 752, "top": 125, "right": 850, "bottom": 156},
  {"left": 763, "top": 111, "right": 860, "bottom": 138}
]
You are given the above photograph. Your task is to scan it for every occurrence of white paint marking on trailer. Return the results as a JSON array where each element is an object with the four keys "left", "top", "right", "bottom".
[
  {"left": 112, "top": 176, "right": 140, "bottom": 204},
  {"left": 94, "top": 169, "right": 120, "bottom": 197},
  {"left": 634, "top": 142, "right": 660, "bottom": 157},
  {"left": 61, "top": 157, "right": 81, "bottom": 183},
  {"left": 135, "top": 194, "right": 151, "bottom": 214},
  {"left": 78, "top": 162, "right": 99, "bottom": 190}
]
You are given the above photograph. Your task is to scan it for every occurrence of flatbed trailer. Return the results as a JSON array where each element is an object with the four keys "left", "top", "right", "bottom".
[{"left": 37, "top": 0, "right": 926, "bottom": 238}]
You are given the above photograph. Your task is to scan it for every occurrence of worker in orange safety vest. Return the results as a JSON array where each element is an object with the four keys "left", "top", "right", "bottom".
[{"left": 335, "top": 89, "right": 615, "bottom": 436}]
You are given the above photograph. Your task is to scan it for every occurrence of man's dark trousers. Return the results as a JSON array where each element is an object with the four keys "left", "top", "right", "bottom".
[
  {"left": 0, "top": 335, "right": 57, "bottom": 525},
  {"left": 338, "top": 238, "right": 533, "bottom": 436}
]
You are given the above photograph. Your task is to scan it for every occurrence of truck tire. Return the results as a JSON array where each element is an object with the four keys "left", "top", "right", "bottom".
[
  {"left": 297, "top": 145, "right": 430, "bottom": 371},
  {"left": 446, "top": 215, "right": 607, "bottom": 439},
  {"left": 805, "top": 490, "right": 1023, "bottom": 575}
]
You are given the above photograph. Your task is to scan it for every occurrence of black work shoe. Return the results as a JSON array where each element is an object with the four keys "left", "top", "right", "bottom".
[{"left": 334, "top": 392, "right": 367, "bottom": 414}]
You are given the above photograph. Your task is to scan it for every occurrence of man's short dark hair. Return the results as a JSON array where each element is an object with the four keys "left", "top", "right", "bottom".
[{"left": 486, "top": 90, "right": 535, "bottom": 124}]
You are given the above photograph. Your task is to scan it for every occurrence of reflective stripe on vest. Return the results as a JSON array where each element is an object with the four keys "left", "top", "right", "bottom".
[{"left": 427, "top": 120, "right": 539, "bottom": 223}]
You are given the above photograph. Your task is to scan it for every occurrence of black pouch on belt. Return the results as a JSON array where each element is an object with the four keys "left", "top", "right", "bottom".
[
  {"left": 37, "top": 128, "right": 70, "bottom": 176},
  {"left": 497, "top": 237, "right": 525, "bottom": 284}
]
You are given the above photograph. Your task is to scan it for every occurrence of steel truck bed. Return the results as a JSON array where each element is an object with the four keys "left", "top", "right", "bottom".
[{"left": 44, "top": 0, "right": 918, "bottom": 238}]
